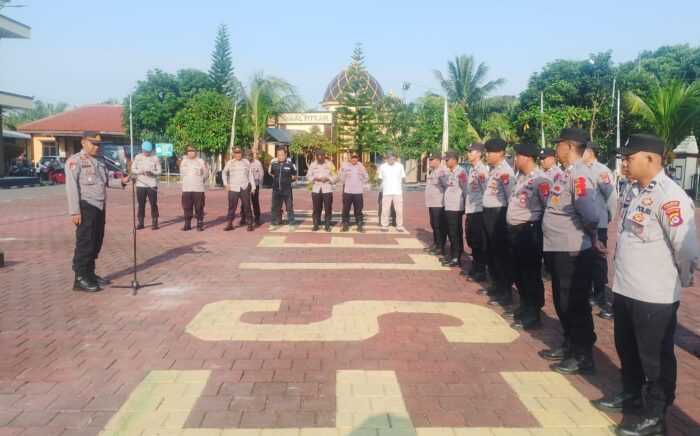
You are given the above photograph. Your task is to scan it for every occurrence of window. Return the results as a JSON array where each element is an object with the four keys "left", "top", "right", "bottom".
[{"left": 42, "top": 142, "right": 58, "bottom": 157}]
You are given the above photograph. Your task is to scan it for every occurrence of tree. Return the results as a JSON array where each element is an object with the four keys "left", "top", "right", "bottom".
[
  {"left": 243, "top": 72, "right": 302, "bottom": 152},
  {"left": 6, "top": 100, "right": 69, "bottom": 130},
  {"left": 434, "top": 55, "right": 505, "bottom": 117},
  {"left": 626, "top": 80, "right": 700, "bottom": 147},
  {"left": 125, "top": 69, "right": 181, "bottom": 142},
  {"left": 166, "top": 90, "right": 233, "bottom": 156},
  {"left": 289, "top": 126, "right": 336, "bottom": 166},
  {"left": 177, "top": 69, "right": 214, "bottom": 99},
  {"left": 409, "top": 94, "right": 480, "bottom": 155},
  {"left": 335, "top": 44, "right": 384, "bottom": 155},
  {"left": 209, "top": 24, "right": 236, "bottom": 96}
]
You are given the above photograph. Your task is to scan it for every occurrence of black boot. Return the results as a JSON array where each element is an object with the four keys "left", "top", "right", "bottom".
[
  {"left": 598, "top": 306, "right": 615, "bottom": 320},
  {"left": 324, "top": 220, "right": 332, "bottom": 232},
  {"left": 247, "top": 223, "right": 254, "bottom": 232},
  {"left": 502, "top": 305, "right": 521, "bottom": 319},
  {"left": 551, "top": 352, "right": 595, "bottom": 375},
  {"left": 591, "top": 392, "right": 643, "bottom": 413},
  {"left": 182, "top": 219, "right": 192, "bottom": 231},
  {"left": 287, "top": 214, "right": 297, "bottom": 226},
  {"left": 152, "top": 218, "right": 159, "bottom": 230},
  {"left": 196, "top": 219, "right": 204, "bottom": 231},
  {"left": 615, "top": 416, "right": 665, "bottom": 436},
  {"left": 424, "top": 244, "right": 437, "bottom": 253},
  {"left": 342, "top": 223, "right": 350, "bottom": 232},
  {"left": 73, "top": 275, "right": 100, "bottom": 292},
  {"left": 312, "top": 220, "right": 320, "bottom": 231},
  {"left": 512, "top": 311, "right": 542, "bottom": 330},
  {"left": 136, "top": 218, "right": 145, "bottom": 230},
  {"left": 90, "top": 273, "right": 111, "bottom": 287},
  {"left": 538, "top": 340, "right": 571, "bottom": 361},
  {"left": 240, "top": 217, "right": 247, "bottom": 225},
  {"left": 255, "top": 217, "right": 261, "bottom": 227},
  {"left": 224, "top": 220, "right": 234, "bottom": 231}
]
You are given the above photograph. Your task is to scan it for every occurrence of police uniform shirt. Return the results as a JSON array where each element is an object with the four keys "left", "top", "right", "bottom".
[
  {"left": 440, "top": 165, "right": 468, "bottom": 212},
  {"left": 180, "top": 157, "right": 208, "bottom": 192},
  {"left": 250, "top": 159, "right": 264, "bottom": 186},
  {"left": 222, "top": 158, "right": 256, "bottom": 192},
  {"left": 340, "top": 162, "right": 369, "bottom": 194},
  {"left": 465, "top": 161, "right": 489, "bottom": 213},
  {"left": 132, "top": 153, "right": 162, "bottom": 188},
  {"left": 587, "top": 161, "right": 618, "bottom": 229},
  {"left": 542, "top": 159, "right": 600, "bottom": 252},
  {"left": 307, "top": 161, "right": 337, "bottom": 193},
  {"left": 506, "top": 169, "right": 552, "bottom": 225},
  {"left": 544, "top": 165, "right": 564, "bottom": 183},
  {"left": 613, "top": 171, "right": 699, "bottom": 304},
  {"left": 65, "top": 150, "right": 124, "bottom": 215},
  {"left": 425, "top": 165, "right": 446, "bottom": 208},
  {"left": 483, "top": 160, "right": 514, "bottom": 208}
]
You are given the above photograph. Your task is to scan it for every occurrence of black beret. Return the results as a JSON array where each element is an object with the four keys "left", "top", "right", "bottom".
[
  {"left": 514, "top": 143, "right": 540, "bottom": 158},
  {"left": 540, "top": 148, "right": 556, "bottom": 158},
  {"left": 428, "top": 151, "right": 442, "bottom": 160},
  {"left": 444, "top": 151, "right": 459, "bottom": 160},
  {"left": 552, "top": 127, "right": 588, "bottom": 144},
  {"left": 586, "top": 141, "right": 601, "bottom": 150},
  {"left": 469, "top": 142, "right": 485, "bottom": 152},
  {"left": 618, "top": 134, "right": 666, "bottom": 157},
  {"left": 484, "top": 138, "right": 506, "bottom": 152}
]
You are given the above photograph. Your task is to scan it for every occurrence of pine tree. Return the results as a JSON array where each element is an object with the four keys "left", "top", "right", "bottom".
[
  {"left": 335, "top": 44, "right": 383, "bottom": 155},
  {"left": 209, "top": 24, "right": 235, "bottom": 96}
]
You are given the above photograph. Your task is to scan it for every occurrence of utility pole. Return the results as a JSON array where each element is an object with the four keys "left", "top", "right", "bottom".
[{"left": 540, "top": 92, "right": 545, "bottom": 147}]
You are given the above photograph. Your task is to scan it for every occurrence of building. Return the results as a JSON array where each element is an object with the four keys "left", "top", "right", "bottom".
[
  {"left": 0, "top": 14, "right": 33, "bottom": 177},
  {"left": 671, "top": 135, "right": 699, "bottom": 197},
  {"left": 18, "top": 104, "right": 128, "bottom": 164}
]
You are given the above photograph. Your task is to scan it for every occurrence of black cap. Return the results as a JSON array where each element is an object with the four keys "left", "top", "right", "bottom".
[
  {"left": 428, "top": 151, "right": 442, "bottom": 160},
  {"left": 618, "top": 134, "right": 666, "bottom": 157},
  {"left": 552, "top": 127, "right": 588, "bottom": 144},
  {"left": 484, "top": 138, "right": 506, "bottom": 152},
  {"left": 469, "top": 143, "right": 485, "bottom": 152},
  {"left": 351, "top": 151, "right": 360, "bottom": 158},
  {"left": 83, "top": 131, "right": 104, "bottom": 144},
  {"left": 444, "top": 150, "right": 459, "bottom": 161},
  {"left": 586, "top": 141, "right": 601, "bottom": 150},
  {"left": 540, "top": 148, "right": 556, "bottom": 158},
  {"left": 514, "top": 143, "right": 540, "bottom": 158}
]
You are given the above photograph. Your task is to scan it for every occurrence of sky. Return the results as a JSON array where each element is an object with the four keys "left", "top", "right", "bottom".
[{"left": 1, "top": 0, "right": 699, "bottom": 109}]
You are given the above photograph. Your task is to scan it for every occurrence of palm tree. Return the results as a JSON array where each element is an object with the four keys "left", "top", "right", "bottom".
[
  {"left": 434, "top": 55, "right": 505, "bottom": 114},
  {"left": 243, "top": 72, "right": 303, "bottom": 152},
  {"left": 626, "top": 79, "right": 700, "bottom": 147}
]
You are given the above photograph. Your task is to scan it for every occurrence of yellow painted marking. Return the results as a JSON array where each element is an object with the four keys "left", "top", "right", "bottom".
[
  {"left": 240, "top": 254, "right": 445, "bottom": 271},
  {"left": 268, "top": 224, "right": 409, "bottom": 234},
  {"left": 186, "top": 300, "right": 519, "bottom": 343},
  {"left": 258, "top": 236, "right": 424, "bottom": 249},
  {"left": 100, "top": 370, "right": 615, "bottom": 435}
]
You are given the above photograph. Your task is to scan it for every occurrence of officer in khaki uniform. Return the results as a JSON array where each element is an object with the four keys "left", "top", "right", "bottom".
[
  {"left": 179, "top": 145, "right": 208, "bottom": 231},
  {"left": 246, "top": 150, "right": 264, "bottom": 226},
  {"left": 505, "top": 143, "right": 551, "bottom": 330},
  {"left": 222, "top": 147, "right": 256, "bottom": 231},
  {"left": 539, "top": 128, "right": 601, "bottom": 375},
  {"left": 439, "top": 151, "right": 468, "bottom": 267},
  {"left": 307, "top": 150, "right": 337, "bottom": 231},
  {"left": 464, "top": 143, "right": 489, "bottom": 282},
  {"left": 131, "top": 141, "right": 162, "bottom": 230},
  {"left": 592, "top": 134, "right": 699, "bottom": 436},
  {"left": 65, "top": 132, "right": 129, "bottom": 292},
  {"left": 424, "top": 152, "right": 447, "bottom": 255},
  {"left": 541, "top": 147, "right": 563, "bottom": 182},
  {"left": 482, "top": 138, "right": 515, "bottom": 305}
]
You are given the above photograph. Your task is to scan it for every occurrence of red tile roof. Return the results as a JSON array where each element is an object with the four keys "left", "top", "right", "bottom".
[{"left": 18, "top": 104, "right": 125, "bottom": 135}]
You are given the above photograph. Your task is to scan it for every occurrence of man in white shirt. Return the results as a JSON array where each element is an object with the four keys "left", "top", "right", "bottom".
[{"left": 378, "top": 152, "right": 406, "bottom": 230}]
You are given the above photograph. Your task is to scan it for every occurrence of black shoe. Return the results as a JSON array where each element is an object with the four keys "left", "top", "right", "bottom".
[
  {"left": 247, "top": 224, "right": 254, "bottom": 232},
  {"left": 488, "top": 294, "right": 511, "bottom": 306},
  {"left": 342, "top": 224, "right": 350, "bottom": 232},
  {"left": 598, "top": 308, "right": 615, "bottom": 320},
  {"left": 73, "top": 276, "right": 101, "bottom": 292},
  {"left": 424, "top": 244, "right": 437, "bottom": 253},
  {"left": 447, "top": 258, "right": 461, "bottom": 267},
  {"left": 152, "top": 219, "right": 159, "bottom": 230},
  {"left": 240, "top": 218, "right": 247, "bottom": 225},
  {"left": 512, "top": 316, "right": 541, "bottom": 330},
  {"left": 430, "top": 247, "right": 443, "bottom": 256},
  {"left": 136, "top": 222, "right": 145, "bottom": 230},
  {"left": 271, "top": 221, "right": 280, "bottom": 226},
  {"left": 324, "top": 224, "right": 332, "bottom": 232},
  {"left": 196, "top": 220, "right": 204, "bottom": 231},
  {"left": 224, "top": 223, "right": 234, "bottom": 231},
  {"left": 357, "top": 224, "right": 365, "bottom": 233},
  {"left": 312, "top": 224, "right": 320, "bottom": 231},
  {"left": 502, "top": 306, "right": 521, "bottom": 319},
  {"left": 615, "top": 416, "right": 665, "bottom": 436},
  {"left": 91, "top": 273, "right": 111, "bottom": 287},
  {"left": 551, "top": 354, "right": 595, "bottom": 375},
  {"left": 538, "top": 345, "right": 571, "bottom": 361},
  {"left": 591, "top": 392, "right": 643, "bottom": 413},
  {"left": 182, "top": 220, "right": 192, "bottom": 231},
  {"left": 470, "top": 272, "right": 487, "bottom": 282}
]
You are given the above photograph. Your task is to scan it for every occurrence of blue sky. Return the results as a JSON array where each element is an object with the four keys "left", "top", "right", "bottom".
[{"left": 1, "top": 0, "right": 698, "bottom": 108}]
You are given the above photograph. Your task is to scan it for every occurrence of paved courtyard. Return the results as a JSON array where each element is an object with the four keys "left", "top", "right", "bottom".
[{"left": 1, "top": 184, "right": 699, "bottom": 436}]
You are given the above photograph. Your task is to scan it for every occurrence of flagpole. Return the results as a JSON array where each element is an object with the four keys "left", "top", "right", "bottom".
[
  {"left": 540, "top": 92, "right": 545, "bottom": 147},
  {"left": 441, "top": 95, "right": 449, "bottom": 154}
]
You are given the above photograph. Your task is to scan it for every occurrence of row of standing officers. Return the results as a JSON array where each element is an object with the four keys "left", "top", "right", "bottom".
[{"left": 423, "top": 127, "right": 699, "bottom": 436}]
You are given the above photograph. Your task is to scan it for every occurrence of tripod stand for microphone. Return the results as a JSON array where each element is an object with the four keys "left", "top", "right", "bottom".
[{"left": 113, "top": 176, "right": 162, "bottom": 295}]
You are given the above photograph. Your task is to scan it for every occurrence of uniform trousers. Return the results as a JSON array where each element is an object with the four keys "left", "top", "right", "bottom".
[
  {"left": 182, "top": 192, "right": 205, "bottom": 221},
  {"left": 227, "top": 187, "right": 252, "bottom": 223},
  {"left": 444, "top": 210, "right": 464, "bottom": 260},
  {"left": 73, "top": 201, "right": 105, "bottom": 277},
  {"left": 342, "top": 193, "right": 364, "bottom": 225},
  {"left": 507, "top": 221, "right": 544, "bottom": 317},
  {"left": 465, "top": 212, "right": 486, "bottom": 272},
  {"left": 311, "top": 191, "right": 333, "bottom": 225},
  {"left": 482, "top": 206, "right": 511, "bottom": 292},
  {"left": 136, "top": 186, "right": 159, "bottom": 222},
  {"left": 428, "top": 207, "right": 447, "bottom": 250}
]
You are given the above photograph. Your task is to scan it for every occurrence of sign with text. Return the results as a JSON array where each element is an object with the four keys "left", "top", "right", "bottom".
[
  {"left": 277, "top": 112, "right": 333, "bottom": 124},
  {"left": 155, "top": 143, "right": 173, "bottom": 157}
]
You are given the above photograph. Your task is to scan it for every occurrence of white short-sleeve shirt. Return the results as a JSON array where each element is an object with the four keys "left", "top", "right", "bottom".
[{"left": 379, "top": 162, "right": 406, "bottom": 196}]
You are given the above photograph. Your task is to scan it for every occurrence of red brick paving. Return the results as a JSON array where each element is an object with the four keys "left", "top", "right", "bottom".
[{"left": 0, "top": 184, "right": 699, "bottom": 435}]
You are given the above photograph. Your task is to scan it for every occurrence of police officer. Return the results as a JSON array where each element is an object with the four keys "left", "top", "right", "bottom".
[
  {"left": 464, "top": 143, "right": 489, "bottom": 282},
  {"left": 541, "top": 147, "right": 563, "bottom": 182},
  {"left": 246, "top": 149, "right": 264, "bottom": 227},
  {"left": 339, "top": 152, "right": 369, "bottom": 232},
  {"left": 222, "top": 147, "right": 256, "bottom": 232},
  {"left": 180, "top": 145, "right": 208, "bottom": 231},
  {"left": 307, "top": 150, "right": 337, "bottom": 232},
  {"left": 482, "top": 137, "right": 515, "bottom": 306},
  {"left": 583, "top": 142, "right": 618, "bottom": 311},
  {"left": 269, "top": 147, "right": 297, "bottom": 225},
  {"left": 424, "top": 152, "right": 446, "bottom": 255},
  {"left": 131, "top": 140, "right": 162, "bottom": 230},
  {"left": 539, "top": 127, "right": 601, "bottom": 374},
  {"left": 440, "top": 151, "right": 467, "bottom": 267},
  {"left": 505, "top": 143, "right": 551, "bottom": 330},
  {"left": 65, "top": 131, "right": 129, "bottom": 292},
  {"left": 592, "top": 134, "right": 699, "bottom": 436}
]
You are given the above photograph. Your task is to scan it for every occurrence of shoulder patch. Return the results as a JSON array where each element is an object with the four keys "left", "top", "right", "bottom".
[
  {"left": 500, "top": 173, "right": 510, "bottom": 185},
  {"left": 662, "top": 200, "right": 683, "bottom": 226},
  {"left": 599, "top": 172, "right": 611, "bottom": 184},
  {"left": 538, "top": 182, "right": 550, "bottom": 198},
  {"left": 575, "top": 176, "right": 587, "bottom": 197}
]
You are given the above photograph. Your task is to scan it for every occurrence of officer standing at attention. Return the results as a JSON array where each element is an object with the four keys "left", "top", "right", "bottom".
[
  {"left": 65, "top": 132, "right": 129, "bottom": 292},
  {"left": 583, "top": 142, "right": 618, "bottom": 310},
  {"left": 439, "top": 151, "right": 467, "bottom": 267},
  {"left": 482, "top": 138, "right": 515, "bottom": 306},
  {"left": 424, "top": 152, "right": 447, "bottom": 255},
  {"left": 269, "top": 147, "right": 297, "bottom": 226},
  {"left": 592, "top": 134, "right": 699, "bottom": 436},
  {"left": 464, "top": 143, "right": 489, "bottom": 282},
  {"left": 540, "top": 147, "right": 563, "bottom": 182},
  {"left": 339, "top": 152, "right": 369, "bottom": 232},
  {"left": 131, "top": 140, "right": 162, "bottom": 230},
  {"left": 504, "top": 143, "right": 551, "bottom": 330},
  {"left": 246, "top": 149, "right": 264, "bottom": 227},
  {"left": 222, "top": 147, "right": 256, "bottom": 232},
  {"left": 179, "top": 145, "right": 208, "bottom": 231},
  {"left": 307, "top": 150, "right": 337, "bottom": 232},
  {"left": 539, "top": 127, "right": 601, "bottom": 375}
]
